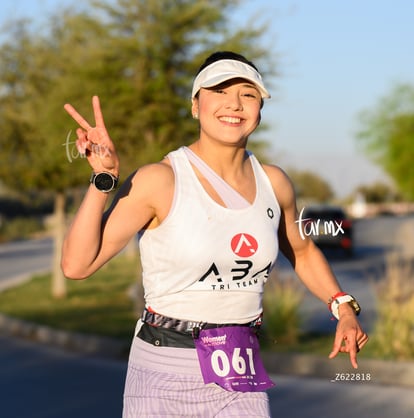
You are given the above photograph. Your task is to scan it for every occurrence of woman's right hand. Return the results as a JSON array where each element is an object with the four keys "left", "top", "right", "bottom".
[{"left": 64, "top": 96, "right": 119, "bottom": 176}]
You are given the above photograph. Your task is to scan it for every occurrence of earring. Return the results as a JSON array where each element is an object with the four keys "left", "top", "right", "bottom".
[{"left": 193, "top": 113, "right": 199, "bottom": 119}]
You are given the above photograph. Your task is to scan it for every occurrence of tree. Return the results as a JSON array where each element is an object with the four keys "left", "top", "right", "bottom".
[
  {"left": 357, "top": 83, "right": 414, "bottom": 200},
  {"left": 287, "top": 169, "right": 334, "bottom": 202},
  {"left": 0, "top": 0, "right": 276, "bottom": 297},
  {"left": 355, "top": 182, "right": 401, "bottom": 203}
]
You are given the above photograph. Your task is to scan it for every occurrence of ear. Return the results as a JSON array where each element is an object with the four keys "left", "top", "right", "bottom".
[{"left": 191, "top": 98, "right": 199, "bottom": 119}]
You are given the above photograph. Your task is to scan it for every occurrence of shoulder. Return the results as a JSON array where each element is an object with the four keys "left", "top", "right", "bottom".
[
  {"left": 260, "top": 163, "right": 290, "bottom": 182},
  {"left": 126, "top": 158, "right": 174, "bottom": 204},
  {"left": 131, "top": 158, "right": 174, "bottom": 185},
  {"left": 260, "top": 163, "right": 296, "bottom": 210},
  {"left": 125, "top": 158, "right": 175, "bottom": 225}
]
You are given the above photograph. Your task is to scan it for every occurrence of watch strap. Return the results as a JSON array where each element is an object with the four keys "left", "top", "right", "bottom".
[{"left": 329, "top": 294, "right": 361, "bottom": 320}]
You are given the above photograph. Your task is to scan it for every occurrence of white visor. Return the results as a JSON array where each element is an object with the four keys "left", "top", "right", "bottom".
[{"left": 191, "top": 59, "right": 270, "bottom": 99}]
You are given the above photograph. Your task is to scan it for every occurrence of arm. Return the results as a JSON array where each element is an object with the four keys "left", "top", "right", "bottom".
[
  {"left": 61, "top": 96, "right": 173, "bottom": 279},
  {"left": 264, "top": 164, "right": 368, "bottom": 368},
  {"left": 61, "top": 166, "right": 160, "bottom": 279}
]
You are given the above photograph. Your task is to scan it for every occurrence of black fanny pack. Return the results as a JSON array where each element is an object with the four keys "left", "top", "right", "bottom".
[
  {"left": 137, "top": 322, "right": 196, "bottom": 348},
  {"left": 137, "top": 308, "right": 262, "bottom": 348}
]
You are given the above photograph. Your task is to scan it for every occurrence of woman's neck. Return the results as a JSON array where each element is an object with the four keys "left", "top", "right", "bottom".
[{"left": 188, "top": 140, "right": 248, "bottom": 180}]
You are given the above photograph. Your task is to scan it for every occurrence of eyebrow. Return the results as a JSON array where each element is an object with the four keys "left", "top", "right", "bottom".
[
  {"left": 210, "top": 79, "right": 260, "bottom": 92},
  {"left": 241, "top": 83, "right": 259, "bottom": 91}
]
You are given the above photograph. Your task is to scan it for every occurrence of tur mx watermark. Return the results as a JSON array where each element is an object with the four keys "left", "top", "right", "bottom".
[
  {"left": 295, "top": 207, "right": 345, "bottom": 240},
  {"left": 62, "top": 130, "right": 112, "bottom": 163}
]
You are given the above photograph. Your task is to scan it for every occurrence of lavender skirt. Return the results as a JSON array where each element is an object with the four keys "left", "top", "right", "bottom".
[{"left": 122, "top": 320, "right": 271, "bottom": 417}]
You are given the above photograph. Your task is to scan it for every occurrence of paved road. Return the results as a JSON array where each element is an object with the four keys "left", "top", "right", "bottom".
[
  {"left": 268, "top": 373, "right": 414, "bottom": 418},
  {"left": 0, "top": 237, "right": 52, "bottom": 290},
  {"left": 1, "top": 335, "right": 413, "bottom": 418},
  {"left": 0, "top": 335, "right": 126, "bottom": 418}
]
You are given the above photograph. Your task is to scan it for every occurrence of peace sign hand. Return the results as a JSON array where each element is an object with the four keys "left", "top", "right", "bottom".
[{"left": 64, "top": 96, "right": 119, "bottom": 176}]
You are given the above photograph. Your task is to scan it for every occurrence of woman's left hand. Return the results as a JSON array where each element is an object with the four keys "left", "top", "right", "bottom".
[{"left": 328, "top": 313, "right": 369, "bottom": 369}]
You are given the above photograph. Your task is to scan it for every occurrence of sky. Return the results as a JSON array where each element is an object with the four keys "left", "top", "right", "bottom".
[{"left": 1, "top": 0, "right": 412, "bottom": 197}]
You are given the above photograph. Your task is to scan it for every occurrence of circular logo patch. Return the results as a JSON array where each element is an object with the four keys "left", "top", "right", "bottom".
[{"left": 231, "top": 233, "right": 258, "bottom": 257}]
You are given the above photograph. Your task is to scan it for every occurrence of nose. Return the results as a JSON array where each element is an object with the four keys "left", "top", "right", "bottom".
[{"left": 224, "top": 92, "right": 243, "bottom": 110}]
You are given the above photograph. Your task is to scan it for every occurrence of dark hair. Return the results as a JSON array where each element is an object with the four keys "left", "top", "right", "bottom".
[{"left": 196, "top": 51, "right": 260, "bottom": 75}]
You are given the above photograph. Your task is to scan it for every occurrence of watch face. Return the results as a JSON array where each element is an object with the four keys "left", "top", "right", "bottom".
[{"left": 95, "top": 173, "right": 115, "bottom": 191}]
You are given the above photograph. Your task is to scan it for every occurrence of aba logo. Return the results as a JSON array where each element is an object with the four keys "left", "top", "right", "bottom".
[{"left": 230, "top": 233, "right": 258, "bottom": 257}]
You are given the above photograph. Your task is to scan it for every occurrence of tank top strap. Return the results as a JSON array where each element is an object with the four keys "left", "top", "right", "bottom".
[{"left": 182, "top": 146, "right": 250, "bottom": 209}]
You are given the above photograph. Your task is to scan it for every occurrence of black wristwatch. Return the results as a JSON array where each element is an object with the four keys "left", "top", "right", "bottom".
[{"left": 90, "top": 172, "right": 119, "bottom": 193}]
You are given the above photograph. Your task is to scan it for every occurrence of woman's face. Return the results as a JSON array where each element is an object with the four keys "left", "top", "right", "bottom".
[{"left": 192, "top": 77, "right": 262, "bottom": 146}]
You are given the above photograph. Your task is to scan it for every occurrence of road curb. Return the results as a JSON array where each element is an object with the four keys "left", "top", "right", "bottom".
[
  {"left": 0, "top": 313, "right": 130, "bottom": 359},
  {"left": 1, "top": 312, "right": 414, "bottom": 388}
]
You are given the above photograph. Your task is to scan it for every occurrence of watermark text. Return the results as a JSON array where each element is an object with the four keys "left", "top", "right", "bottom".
[
  {"left": 295, "top": 207, "right": 345, "bottom": 240},
  {"left": 62, "top": 130, "right": 112, "bottom": 163}
]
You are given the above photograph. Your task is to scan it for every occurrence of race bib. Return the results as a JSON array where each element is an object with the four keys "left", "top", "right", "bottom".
[{"left": 194, "top": 326, "right": 275, "bottom": 392}]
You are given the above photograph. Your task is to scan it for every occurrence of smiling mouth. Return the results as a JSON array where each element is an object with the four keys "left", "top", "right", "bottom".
[{"left": 219, "top": 116, "right": 242, "bottom": 124}]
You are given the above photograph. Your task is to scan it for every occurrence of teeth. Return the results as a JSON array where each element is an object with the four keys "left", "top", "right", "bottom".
[{"left": 220, "top": 116, "right": 241, "bottom": 124}]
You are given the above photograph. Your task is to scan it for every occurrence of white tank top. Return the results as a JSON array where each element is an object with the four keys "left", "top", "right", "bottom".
[{"left": 138, "top": 147, "right": 281, "bottom": 324}]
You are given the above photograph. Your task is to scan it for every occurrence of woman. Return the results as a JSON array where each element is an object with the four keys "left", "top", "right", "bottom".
[{"left": 62, "top": 51, "right": 368, "bottom": 417}]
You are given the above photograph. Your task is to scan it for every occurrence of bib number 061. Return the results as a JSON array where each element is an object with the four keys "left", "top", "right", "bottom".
[{"left": 211, "top": 348, "right": 256, "bottom": 377}]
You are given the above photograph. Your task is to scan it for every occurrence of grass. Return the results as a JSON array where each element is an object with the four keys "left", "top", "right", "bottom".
[
  {"left": 262, "top": 274, "right": 303, "bottom": 347},
  {"left": 260, "top": 272, "right": 376, "bottom": 359},
  {"left": 368, "top": 253, "right": 414, "bottom": 360},
  {"left": 0, "top": 255, "right": 143, "bottom": 341}
]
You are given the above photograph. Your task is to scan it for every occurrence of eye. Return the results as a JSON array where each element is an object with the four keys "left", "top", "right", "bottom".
[{"left": 242, "top": 91, "right": 260, "bottom": 101}]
